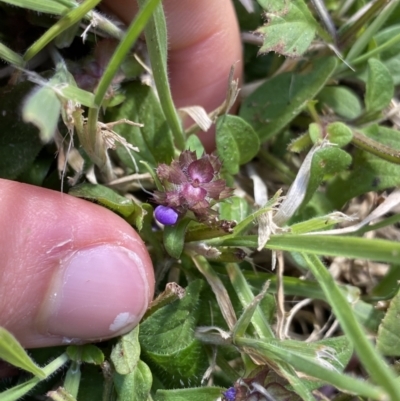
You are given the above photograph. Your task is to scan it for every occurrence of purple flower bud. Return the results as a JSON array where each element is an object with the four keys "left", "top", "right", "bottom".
[
  {"left": 154, "top": 205, "right": 179, "bottom": 225},
  {"left": 222, "top": 387, "right": 236, "bottom": 401}
]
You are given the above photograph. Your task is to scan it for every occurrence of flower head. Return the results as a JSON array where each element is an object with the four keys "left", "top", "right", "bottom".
[
  {"left": 153, "top": 150, "right": 233, "bottom": 224},
  {"left": 222, "top": 387, "right": 236, "bottom": 401}
]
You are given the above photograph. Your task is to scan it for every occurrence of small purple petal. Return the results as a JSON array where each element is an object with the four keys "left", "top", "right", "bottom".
[
  {"left": 154, "top": 205, "right": 179, "bottom": 225},
  {"left": 188, "top": 158, "right": 214, "bottom": 183},
  {"left": 222, "top": 387, "right": 236, "bottom": 401},
  {"left": 201, "top": 179, "right": 228, "bottom": 199},
  {"left": 181, "top": 183, "right": 207, "bottom": 205}
]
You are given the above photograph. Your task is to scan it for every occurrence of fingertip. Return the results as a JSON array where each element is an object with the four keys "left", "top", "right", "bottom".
[{"left": 0, "top": 180, "right": 154, "bottom": 347}]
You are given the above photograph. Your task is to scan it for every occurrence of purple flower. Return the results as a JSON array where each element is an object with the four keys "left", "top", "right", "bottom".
[
  {"left": 153, "top": 151, "right": 233, "bottom": 223},
  {"left": 222, "top": 387, "right": 236, "bottom": 401},
  {"left": 154, "top": 205, "right": 179, "bottom": 225}
]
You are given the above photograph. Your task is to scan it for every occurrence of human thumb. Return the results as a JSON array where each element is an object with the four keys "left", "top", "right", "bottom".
[{"left": 0, "top": 179, "right": 154, "bottom": 348}]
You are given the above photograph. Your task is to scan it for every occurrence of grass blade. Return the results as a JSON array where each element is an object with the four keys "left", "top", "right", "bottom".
[
  {"left": 301, "top": 253, "right": 400, "bottom": 399},
  {"left": 137, "top": 0, "right": 185, "bottom": 149}
]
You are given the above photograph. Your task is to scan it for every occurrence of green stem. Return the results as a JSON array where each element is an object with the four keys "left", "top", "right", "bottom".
[
  {"left": 85, "top": 0, "right": 162, "bottom": 180},
  {"left": 63, "top": 362, "right": 81, "bottom": 399},
  {"left": 338, "top": 0, "right": 387, "bottom": 48},
  {"left": 235, "top": 336, "right": 384, "bottom": 399},
  {"left": 226, "top": 263, "right": 274, "bottom": 338},
  {"left": 204, "top": 234, "right": 400, "bottom": 265},
  {"left": 258, "top": 150, "right": 295, "bottom": 184},
  {"left": 352, "top": 131, "right": 400, "bottom": 165},
  {"left": 94, "top": 0, "right": 162, "bottom": 107},
  {"left": 302, "top": 253, "right": 400, "bottom": 400},
  {"left": 351, "top": 32, "right": 400, "bottom": 66},
  {"left": 23, "top": 0, "right": 102, "bottom": 62},
  {"left": 357, "top": 213, "right": 400, "bottom": 235},
  {"left": 137, "top": 0, "right": 185, "bottom": 149},
  {"left": 340, "top": 0, "right": 400, "bottom": 69}
]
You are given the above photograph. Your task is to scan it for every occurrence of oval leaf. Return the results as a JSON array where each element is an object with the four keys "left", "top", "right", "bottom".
[
  {"left": 163, "top": 217, "right": 191, "bottom": 259},
  {"left": 66, "top": 344, "right": 104, "bottom": 365},
  {"left": 107, "top": 82, "right": 175, "bottom": 171},
  {"left": 111, "top": 326, "right": 141, "bottom": 375},
  {"left": 240, "top": 57, "right": 337, "bottom": 142},
  {"left": 365, "top": 58, "right": 394, "bottom": 112},
  {"left": 216, "top": 115, "right": 260, "bottom": 174},
  {"left": 114, "top": 360, "right": 153, "bottom": 401},
  {"left": 377, "top": 288, "right": 400, "bottom": 356}
]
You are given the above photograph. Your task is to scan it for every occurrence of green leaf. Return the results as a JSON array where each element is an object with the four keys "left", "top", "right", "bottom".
[
  {"left": 244, "top": 270, "right": 384, "bottom": 332},
  {"left": 375, "top": 25, "right": 400, "bottom": 60},
  {"left": 227, "top": 263, "right": 274, "bottom": 339},
  {"left": 154, "top": 387, "right": 224, "bottom": 401},
  {"left": 365, "top": 58, "right": 394, "bottom": 112},
  {"left": 300, "top": 147, "right": 352, "bottom": 212},
  {"left": 22, "top": 62, "right": 86, "bottom": 143},
  {"left": 301, "top": 253, "right": 400, "bottom": 400},
  {"left": 277, "top": 336, "right": 352, "bottom": 376},
  {"left": 308, "top": 123, "right": 323, "bottom": 143},
  {"left": 69, "top": 183, "right": 147, "bottom": 229},
  {"left": 22, "top": 84, "right": 61, "bottom": 143},
  {"left": 216, "top": 115, "right": 260, "bottom": 174},
  {"left": 317, "top": 86, "right": 362, "bottom": 119},
  {"left": 185, "top": 134, "right": 205, "bottom": 158},
  {"left": 137, "top": 0, "right": 184, "bottom": 149},
  {"left": 236, "top": 336, "right": 383, "bottom": 399},
  {"left": 0, "top": 82, "right": 43, "bottom": 179},
  {"left": 0, "top": 353, "right": 69, "bottom": 401},
  {"left": 54, "top": 22, "right": 80, "bottom": 49},
  {"left": 114, "top": 360, "right": 153, "bottom": 401},
  {"left": 56, "top": 84, "right": 95, "bottom": 108},
  {"left": 111, "top": 326, "right": 141, "bottom": 375},
  {"left": 108, "top": 82, "right": 174, "bottom": 171},
  {"left": 327, "top": 125, "right": 400, "bottom": 208},
  {"left": 240, "top": 57, "right": 337, "bottom": 142},
  {"left": 257, "top": 0, "right": 318, "bottom": 57},
  {"left": 289, "top": 132, "right": 313, "bottom": 153},
  {"left": 139, "top": 280, "right": 208, "bottom": 387},
  {"left": 374, "top": 24, "right": 400, "bottom": 85},
  {"left": 370, "top": 265, "right": 400, "bottom": 301},
  {"left": 0, "top": 377, "right": 42, "bottom": 401},
  {"left": 0, "top": 42, "right": 23, "bottom": 66},
  {"left": 63, "top": 362, "right": 81, "bottom": 399},
  {"left": 23, "top": 0, "right": 102, "bottom": 62},
  {"left": 66, "top": 345, "right": 104, "bottom": 365},
  {"left": 208, "top": 234, "right": 400, "bottom": 265},
  {"left": 326, "top": 122, "right": 353, "bottom": 147},
  {"left": 0, "top": 0, "right": 71, "bottom": 14},
  {"left": 219, "top": 196, "right": 251, "bottom": 222},
  {"left": 377, "top": 288, "right": 400, "bottom": 356},
  {"left": 0, "top": 327, "right": 45, "bottom": 378},
  {"left": 163, "top": 217, "right": 192, "bottom": 259}
]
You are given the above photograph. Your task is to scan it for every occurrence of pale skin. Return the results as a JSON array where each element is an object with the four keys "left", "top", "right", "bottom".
[{"left": 0, "top": 0, "right": 242, "bottom": 348}]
